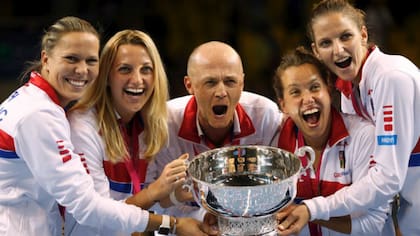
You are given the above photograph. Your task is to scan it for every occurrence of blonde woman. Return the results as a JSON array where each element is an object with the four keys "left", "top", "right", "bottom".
[
  {"left": 66, "top": 30, "right": 217, "bottom": 236},
  {"left": 0, "top": 17, "right": 179, "bottom": 236}
]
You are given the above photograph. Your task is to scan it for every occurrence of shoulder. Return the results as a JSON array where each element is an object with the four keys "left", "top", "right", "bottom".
[
  {"left": 239, "top": 91, "right": 279, "bottom": 111},
  {"left": 67, "top": 108, "right": 98, "bottom": 131},
  {"left": 365, "top": 48, "right": 419, "bottom": 83},
  {"left": 167, "top": 95, "right": 192, "bottom": 111},
  {"left": 341, "top": 113, "right": 375, "bottom": 137},
  {"left": 166, "top": 95, "right": 193, "bottom": 126}
]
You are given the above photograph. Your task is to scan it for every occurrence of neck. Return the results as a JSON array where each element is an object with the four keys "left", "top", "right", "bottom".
[
  {"left": 200, "top": 124, "right": 232, "bottom": 147},
  {"left": 116, "top": 109, "right": 136, "bottom": 124},
  {"left": 302, "top": 118, "right": 331, "bottom": 152}
]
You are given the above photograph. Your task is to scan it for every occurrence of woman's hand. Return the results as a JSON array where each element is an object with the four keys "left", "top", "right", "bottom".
[
  {"left": 147, "top": 153, "right": 189, "bottom": 202},
  {"left": 177, "top": 214, "right": 218, "bottom": 236}
]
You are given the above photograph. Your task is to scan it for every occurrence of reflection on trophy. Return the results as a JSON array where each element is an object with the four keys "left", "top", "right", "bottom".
[{"left": 185, "top": 145, "right": 314, "bottom": 236}]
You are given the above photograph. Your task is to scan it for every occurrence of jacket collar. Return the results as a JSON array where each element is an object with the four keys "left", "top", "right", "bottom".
[
  {"left": 29, "top": 71, "right": 61, "bottom": 106},
  {"left": 178, "top": 96, "right": 256, "bottom": 143},
  {"left": 278, "top": 108, "right": 348, "bottom": 151},
  {"left": 335, "top": 45, "right": 376, "bottom": 98}
]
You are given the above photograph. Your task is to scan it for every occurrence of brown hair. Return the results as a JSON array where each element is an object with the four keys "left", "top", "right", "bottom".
[
  {"left": 19, "top": 16, "right": 100, "bottom": 83},
  {"left": 273, "top": 46, "right": 332, "bottom": 100},
  {"left": 307, "top": 0, "right": 366, "bottom": 42}
]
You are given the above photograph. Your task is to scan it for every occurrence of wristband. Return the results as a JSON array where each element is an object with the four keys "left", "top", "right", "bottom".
[
  {"left": 158, "top": 215, "right": 170, "bottom": 235},
  {"left": 172, "top": 217, "right": 177, "bottom": 235},
  {"left": 169, "top": 191, "right": 183, "bottom": 206}
]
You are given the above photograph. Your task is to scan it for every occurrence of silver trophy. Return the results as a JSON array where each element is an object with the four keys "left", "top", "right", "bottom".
[{"left": 185, "top": 145, "right": 314, "bottom": 236}]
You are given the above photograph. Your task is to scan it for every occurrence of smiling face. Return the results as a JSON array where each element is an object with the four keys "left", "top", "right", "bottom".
[
  {"left": 42, "top": 32, "right": 99, "bottom": 107},
  {"left": 185, "top": 42, "right": 244, "bottom": 131},
  {"left": 278, "top": 63, "right": 332, "bottom": 144},
  {"left": 108, "top": 44, "right": 155, "bottom": 122},
  {"left": 311, "top": 12, "right": 368, "bottom": 82}
]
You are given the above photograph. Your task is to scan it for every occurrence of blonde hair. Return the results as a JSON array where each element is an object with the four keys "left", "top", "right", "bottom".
[{"left": 72, "top": 29, "right": 169, "bottom": 162}]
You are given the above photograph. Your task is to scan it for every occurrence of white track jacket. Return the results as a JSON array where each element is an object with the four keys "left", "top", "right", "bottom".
[
  {"left": 146, "top": 91, "right": 282, "bottom": 221},
  {"left": 0, "top": 72, "right": 149, "bottom": 235},
  {"left": 273, "top": 109, "right": 389, "bottom": 235},
  {"left": 304, "top": 47, "right": 420, "bottom": 235}
]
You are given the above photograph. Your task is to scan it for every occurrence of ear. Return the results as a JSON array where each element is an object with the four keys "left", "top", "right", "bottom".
[
  {"left": 311, "top": 43, "right": 321, "bottom": 60},
  {"left": 184, "top": 76, "right": 194, "bottom": 95},
  {"left": 277, "top": 98, "right": 287, "bottom": 114},
  {"left": 41, "top": 50, "right": 49, "bottom": 70},
  {"left": 361, "top": 25, "right": 368, "bottom": 45},
  {"left": 240, "top": 73, "right": 245, "bottom": 90}
]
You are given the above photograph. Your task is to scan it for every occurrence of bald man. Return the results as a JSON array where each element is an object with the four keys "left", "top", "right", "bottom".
[{"left": 145, "top": 41, "right": 282, "bottom": 227}]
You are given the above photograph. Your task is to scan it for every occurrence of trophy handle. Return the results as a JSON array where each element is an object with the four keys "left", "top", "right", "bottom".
[
  {"left": 199, "top": 190, "right": 225, "bottom": 216},
  {"left": 182, "top": 173, "right": 199, "bottom": 202},
  {"left": 182, "top": 159, "right": 194, "bottom": 193},
  {"left": 295, "top": 146, "right": 315, "bottom": 176}
]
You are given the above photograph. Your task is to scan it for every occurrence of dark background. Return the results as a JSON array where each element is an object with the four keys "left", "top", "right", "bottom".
[{"left": 1, "top": 0, "right": 419, "bottom": 101}]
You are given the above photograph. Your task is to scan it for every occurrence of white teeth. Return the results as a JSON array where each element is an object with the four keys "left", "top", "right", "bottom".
[
  {"left": 68, "top": 79, "right": 86, "bottom": 87},
  {"left": 125, "top": 88, "right": 144, "bottom": 93},
  {"left": 303, "top": 108, "right": 319, "bottom": 115},
  {"left": 336, "top": 57, "right": 349, "bottom": 63}
]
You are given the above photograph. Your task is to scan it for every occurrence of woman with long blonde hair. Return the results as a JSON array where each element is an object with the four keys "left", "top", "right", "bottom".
[{"left": 66, "top": 29, "right": 217, "bottom": 236}]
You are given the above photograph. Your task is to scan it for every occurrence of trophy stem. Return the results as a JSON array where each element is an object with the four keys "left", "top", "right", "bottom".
[{"left": 217, "top": 213, "right": 278, "bottom": 236}]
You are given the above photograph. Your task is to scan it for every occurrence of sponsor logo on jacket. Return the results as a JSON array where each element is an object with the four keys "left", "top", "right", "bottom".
[{"left": 378, "top": 105, "right": 397, "bottom": 146}]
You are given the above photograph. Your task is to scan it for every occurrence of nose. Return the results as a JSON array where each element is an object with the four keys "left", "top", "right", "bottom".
[
  {"left": 75, "top": 61, "right": 88, "bottom": 76},
  {"left": 132, "top": 70, "right": 144, "bottom": 85},
  {"left": 332, "top": 39, "right": 344, "bottom": 55},
  {"left": 215, "top": 82, "right": 227, "bottom": 98},
  {"left": 302, "top": 90, "right": 315, "bottom": 105}
]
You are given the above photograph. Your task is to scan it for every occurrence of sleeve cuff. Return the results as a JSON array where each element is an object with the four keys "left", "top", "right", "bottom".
[{"left": 303, "top": 196, "right": 330, "bottom": 221}]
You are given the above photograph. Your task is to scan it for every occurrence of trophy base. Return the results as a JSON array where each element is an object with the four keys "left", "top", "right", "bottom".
[{"left": 218, "top": 213, "right": 278, "bottom": 236}]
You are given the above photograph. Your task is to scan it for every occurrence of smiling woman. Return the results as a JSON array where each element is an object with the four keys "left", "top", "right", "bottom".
[
  {"left": 65, "top": 29, "right": 218, "bottom": 236},
  {"left": 0, "top": 16, "right": 154, "bottom": 236},
  {"left": 272, "top": 46, "right": 390, "bottom": 236}
]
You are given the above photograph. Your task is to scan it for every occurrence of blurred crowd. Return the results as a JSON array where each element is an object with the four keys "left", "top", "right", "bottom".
[{"left": 1, "top": 0, "right": 419, "bottom": 100}]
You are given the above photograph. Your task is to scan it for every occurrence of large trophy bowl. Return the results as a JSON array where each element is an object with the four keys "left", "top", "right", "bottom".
[{"left": 185, "top": 145, "right": 314, "bottom": 236}]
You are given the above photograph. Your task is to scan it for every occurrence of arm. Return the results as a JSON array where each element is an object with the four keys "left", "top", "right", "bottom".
[
  {"left": 68, "top": 110, "right": 110, "bottom": 197},
  {"left": 313, "top": 216, "right": 351, "bottom": 234},
  {"left": 127, "top": 153, "right": 189, "bottom": 209},
  {"left": 70, "top": 110, "right": 190, "bottom": 209},
  {"left": 279, "top": 116, "right": 390, "bottom": 235},
  {"left": 146, "top": 147, "right": 207, "bottom": 220},
  {"left": 16, "top": 109, "right": 150, "bottom": 232},
  {"left": 307, "top": 71, "right": 415, "bottom": 221},
  {"left": 146, "top": 213, "right": 218, "bottom": 236},
  {"left": 314, "top": 119, "right": 390, "bottom": 234},
  {"left": 17, "top": 109, "right": 216, "bottom": 236}
]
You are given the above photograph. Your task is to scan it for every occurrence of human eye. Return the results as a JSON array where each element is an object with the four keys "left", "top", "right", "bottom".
[
  {"left": 310, "top": 83, "right": 321, "bottom": 92},
  {"left": 205, "top": 79, "right": 217, "bottom": 87},
  {"left": 288, "top": 88, "right": 300, "bottom": 97},
  {"left": 318, "top": 39, "right": 331, "bottom": 48},
  {"left": 86, "top": 57, "right": 99, "bottom": 66},
  {"left": 340, "top": 32, "right": 353, "bottom": 41},
  {"left": 118, "top": 65, "right": 131, "bottom": 74},
  {"left": 64, "top": 55, "right": 79, "bottom": 63},
  {"left": 224, "top": 78, "right": 237, "bottom": 87},
  {"left": 140, "top": 65, "right": 153, "bottom": 75}
]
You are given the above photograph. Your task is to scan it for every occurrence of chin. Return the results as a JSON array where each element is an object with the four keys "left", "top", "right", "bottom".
[
  {"left": 210, "top": 121, "right": 230, "bottom": 129},
  {"left": 66, "top": 93, "right": 83, "bottom": 102}
]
